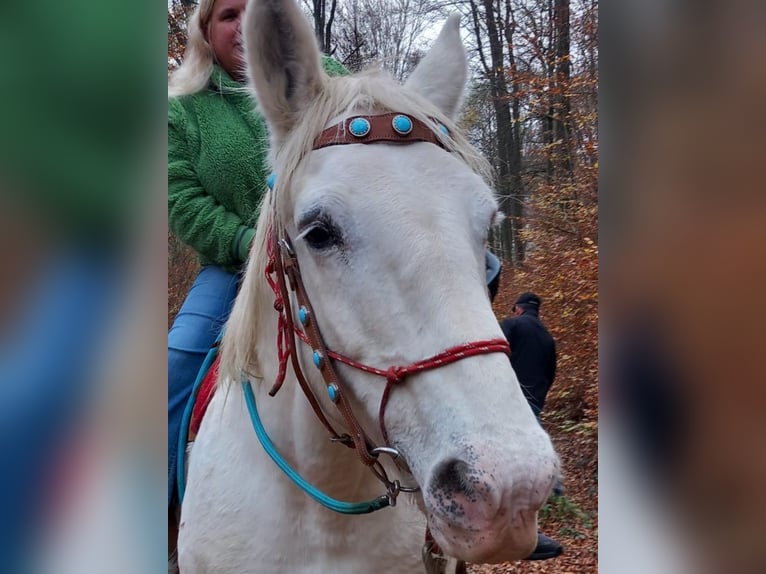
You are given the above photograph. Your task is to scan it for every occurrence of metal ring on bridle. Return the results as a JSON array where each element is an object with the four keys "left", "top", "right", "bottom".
[
  {"left": 386, "top": 480, "right": 402, "bottom": 506},
  {"left": 369, "top": 447, "right": 421, "bottom": 497},
  {"left": 278, "top": 237, "right": 295, "bottom": 257},
  {"left": 370, "top": 446, "right": 402, "bottom": 459},
  {"left": 396, "top": 482, "right": 420, "bottom": 493}
]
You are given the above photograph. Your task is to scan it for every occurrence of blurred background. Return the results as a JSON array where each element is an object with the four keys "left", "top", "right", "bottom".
[
  {"left": 600, "top": 1, "right": 766, "bottom": 573},
  {"left": 1, "top": 0, "right": 764, "bottom": 572},
  {"left": 0, "top": 1, "right": 167, "bottom": 572}
]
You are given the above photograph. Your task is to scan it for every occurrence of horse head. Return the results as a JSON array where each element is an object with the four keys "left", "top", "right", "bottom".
[{"left": 226, "top": 0, "right": 560, "bottom": 563}]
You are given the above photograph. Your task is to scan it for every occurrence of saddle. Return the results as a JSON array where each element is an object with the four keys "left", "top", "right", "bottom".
[{"left": 187, "top": 354, "right": 219, "bottom": 442}]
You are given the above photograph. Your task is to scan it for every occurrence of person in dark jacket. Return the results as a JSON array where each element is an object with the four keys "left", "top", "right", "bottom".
[
  {"left": 500, "top": 292, "right": 562, "bottom": 560},
  {"left": 500, "top": 292, "right": 557, "bottom": 418}
]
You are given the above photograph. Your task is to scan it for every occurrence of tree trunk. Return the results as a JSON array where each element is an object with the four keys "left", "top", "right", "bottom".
[
  {"left": 471, "top": 0, "right": 520, "bottom": 263},
  {"left": 313, "top": 0, "right": 327, "bottom": 52},
  {"left": 504, "top": 0, "right": 526, "bottom": 262},
  {"left": 553, "top": 0, "right": 571, "bottom": 177},
  {"left": 544, "top": 0, "right": 555, "bottom": 181},
  {"left": 325, "top": 0, "right": 337, "bottom": 55}
]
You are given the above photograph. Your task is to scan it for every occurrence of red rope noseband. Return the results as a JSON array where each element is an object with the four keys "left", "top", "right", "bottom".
[{"left": 265, "top": 223, "right": 510, "bottom": 448}]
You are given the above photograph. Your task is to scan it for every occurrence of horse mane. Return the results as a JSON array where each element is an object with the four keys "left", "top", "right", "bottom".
[{"left": 219, "top": 67, "right": 494, "bottom": 387}]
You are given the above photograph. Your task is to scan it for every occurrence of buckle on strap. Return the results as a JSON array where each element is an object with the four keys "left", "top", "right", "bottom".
[{"left": 369, "top": 446, "right": 420, "bottom": 505}]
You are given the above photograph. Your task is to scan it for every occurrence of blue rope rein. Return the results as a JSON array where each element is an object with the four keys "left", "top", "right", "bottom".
[
  {"left": 175, "top": 336, "right": 390, "bottom": 514},
  {"left": 241, "top": 380, "right": 391, "bottom": 514},
  {"left": 176, "top": 338, "right": 220, "bottom": 503}
]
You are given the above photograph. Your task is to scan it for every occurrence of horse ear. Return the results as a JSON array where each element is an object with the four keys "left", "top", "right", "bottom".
[
  {"left": 404, "top": 14, "right": 467, "bottom": 119},
  {"left": 243, "top": 0, "right": 325, "bottom": 144}
]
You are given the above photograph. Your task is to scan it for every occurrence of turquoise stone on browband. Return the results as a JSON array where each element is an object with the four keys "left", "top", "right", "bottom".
[
  {"left": 392, "top": 114, "right": 413, "bottom": 135},
  {"left": 313, "top": 112, "right": 450, "bottom": 151},
  {"left": 349, "top": 117, "right": 371, "bottom": 137}
]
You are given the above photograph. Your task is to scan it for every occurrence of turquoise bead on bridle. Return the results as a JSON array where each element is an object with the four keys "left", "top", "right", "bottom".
[
  {"left": 392, "top": 114, "right": 413, "bottom": 135},
  {"left": 349, "top": 117, "right": 371, "bottom": 137}
]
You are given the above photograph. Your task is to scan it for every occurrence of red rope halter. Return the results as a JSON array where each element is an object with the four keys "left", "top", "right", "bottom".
[{"left": 264, "top": 223, "right": 510, "bottom": 448}]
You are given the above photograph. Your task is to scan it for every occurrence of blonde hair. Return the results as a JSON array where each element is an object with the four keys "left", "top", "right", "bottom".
[{"left": 168, "top": 0, "right": 218, "bottom": 98}]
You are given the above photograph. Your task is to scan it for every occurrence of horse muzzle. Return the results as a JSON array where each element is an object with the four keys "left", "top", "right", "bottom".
[{"left": 420, "top": 449, "right": 558, "bottom": 563}]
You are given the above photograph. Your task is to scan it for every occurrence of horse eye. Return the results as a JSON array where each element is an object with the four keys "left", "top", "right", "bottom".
[{"left": 301, "top": 222, "right": 340, "bottom": 250}]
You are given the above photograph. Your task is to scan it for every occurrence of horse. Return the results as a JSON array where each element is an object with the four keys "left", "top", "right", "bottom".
[{"left": 177, "top": 1, "right": 560, "bottom": 572}]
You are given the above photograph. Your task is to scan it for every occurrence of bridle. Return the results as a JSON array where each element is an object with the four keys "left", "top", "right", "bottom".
[{"left": 248, "top": 112, "right": 511, "bottom": 508}]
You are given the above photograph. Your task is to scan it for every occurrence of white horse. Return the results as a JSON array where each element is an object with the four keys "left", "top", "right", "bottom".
[{"left": 178, "top": 0, "right": 559, "bottom": 572}]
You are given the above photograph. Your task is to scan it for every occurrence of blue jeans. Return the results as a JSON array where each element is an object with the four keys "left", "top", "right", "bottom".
[{"left": 168, "top": 265, "right": 240, "bottom": 506}]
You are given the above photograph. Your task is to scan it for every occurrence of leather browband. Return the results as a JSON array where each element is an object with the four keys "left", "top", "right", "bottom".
[{"left": 313, "top": 113, "right": 447, "bottom": 150}]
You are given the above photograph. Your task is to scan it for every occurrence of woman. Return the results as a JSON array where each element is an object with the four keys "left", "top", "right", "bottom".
[{"left": 167, "top": 0, "right": 347, "bottom": 511}]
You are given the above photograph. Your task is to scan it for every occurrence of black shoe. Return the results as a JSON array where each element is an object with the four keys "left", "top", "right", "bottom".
[
  {"left": 552, "top": 477, "right": 565, "bottom": 497},
  {"left": 525, "top": 533, "right": 563, "bottom": 560}
]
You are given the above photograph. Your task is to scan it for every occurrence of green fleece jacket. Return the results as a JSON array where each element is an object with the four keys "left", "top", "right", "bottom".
[{"left": 168, "top": 59, "right": 348, "bottom": 272}]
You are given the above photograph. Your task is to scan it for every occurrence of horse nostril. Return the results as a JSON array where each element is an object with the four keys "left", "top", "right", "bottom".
[{"left": 432, "top": 458, "right": 475, "bottom": 498}]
